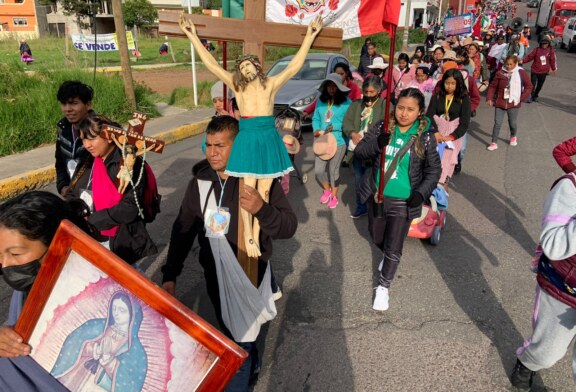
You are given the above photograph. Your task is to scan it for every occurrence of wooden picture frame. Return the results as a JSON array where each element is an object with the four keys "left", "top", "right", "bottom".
[{"left": 14, "top": 220, "right": 247, "bottom": 392}]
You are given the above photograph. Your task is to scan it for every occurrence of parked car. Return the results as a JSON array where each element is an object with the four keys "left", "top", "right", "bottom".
[
  {"left": 527, "top": 0, "right": 539, "bottom": 8},
  {"left": 561, "top": 16, "right": 576, "bottom": 51},
  {"left": 268, "top": 53, "right": 352, "bottom": 127}
]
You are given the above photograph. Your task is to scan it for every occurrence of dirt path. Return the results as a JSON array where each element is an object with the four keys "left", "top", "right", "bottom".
[{"left": 133, "top": 68, "right": 217, "bottom": 96}]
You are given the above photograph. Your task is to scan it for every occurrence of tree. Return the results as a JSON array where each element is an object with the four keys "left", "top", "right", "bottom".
[{"left": 123, "top": 0, "right": 158, "bottom": 34}]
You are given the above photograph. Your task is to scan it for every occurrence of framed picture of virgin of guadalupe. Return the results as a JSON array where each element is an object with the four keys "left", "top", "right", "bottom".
[{"left": 14, "top": 220, "right": 247, "bottom": 392}]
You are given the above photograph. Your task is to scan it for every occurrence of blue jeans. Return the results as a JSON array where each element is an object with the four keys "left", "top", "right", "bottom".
[
  {"left": 226, "top": 342, "right": 259, "bottom": 392},
  {"left": 353, "top": 155, "right": 368, "bottom": 214},
  {"left": 458, "top": 133, "right": 468, "bottom": 163}
]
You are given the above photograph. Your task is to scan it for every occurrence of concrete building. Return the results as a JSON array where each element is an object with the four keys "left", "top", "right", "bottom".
[
  {"left": 399, "top": 0, "right": 442, "bottom": 29},
  {"left": 0, "top": 0, "right": 39, "bottom": 38}
]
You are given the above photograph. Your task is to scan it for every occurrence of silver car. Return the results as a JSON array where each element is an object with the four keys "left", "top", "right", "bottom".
[{"left": 268, "top": 53, "right": 352, "bottom": 127}]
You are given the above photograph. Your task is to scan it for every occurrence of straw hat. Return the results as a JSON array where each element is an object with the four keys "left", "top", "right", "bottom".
[
  {"left": 462, "top": 36, "right": 474, "bottom": 46},
  {"left": 319, "top": 73, "right": 350, "bottom": 93},
  {"left": 367, "top": 57, "right": 389, "bottom": 70},
  {"left": 430, "top": 44, "right": 443, "bottom": 52},
  {"left": 443, "top": 50, "right": 458, "bottom": 61},
  {"left": 313, "top": 133, "right": 338, "bottom": 160},
  {"left": 283, "top": 134, "right": 301, "bottom": 155}
]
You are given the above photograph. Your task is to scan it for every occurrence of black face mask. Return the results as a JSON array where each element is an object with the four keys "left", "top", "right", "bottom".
[
  {"left": 363, "top": 95, "right": 379, "bottom": 104},
  {"left": 2, "top": 259, "right": 41, "bottom": 291}
]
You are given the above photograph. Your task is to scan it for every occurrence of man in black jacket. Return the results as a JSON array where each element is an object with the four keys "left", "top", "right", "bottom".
[
  {"left": 161, "top": 116, "right": 297, "bottom": 390},
  {"left": 55, "top": 81, "right": 94, "bottom": 196},
  {"left": 358, "top": 42, "right": 378, "bottom": 79}
]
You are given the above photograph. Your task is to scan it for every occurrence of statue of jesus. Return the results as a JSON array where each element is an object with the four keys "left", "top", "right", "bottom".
[{"left": 179, "top": 14, "right": 323, "bottom": 257}]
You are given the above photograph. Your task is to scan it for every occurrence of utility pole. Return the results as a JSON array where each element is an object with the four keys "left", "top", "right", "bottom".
[
  {"left": 111, "top": 0, "right": 137, "bottom": 111},
  {"left": 402, "top": 0, "right": 412, "bottom": 51}
]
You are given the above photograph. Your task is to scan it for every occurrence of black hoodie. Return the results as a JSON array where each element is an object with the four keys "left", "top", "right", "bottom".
[{"left": 161, "top": 159, "right": 298, "bottom": 285}]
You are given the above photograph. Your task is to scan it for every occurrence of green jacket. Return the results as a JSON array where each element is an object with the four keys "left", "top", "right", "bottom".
[{"left": 342, "top": 98, "right": 387, "bottom": 138}]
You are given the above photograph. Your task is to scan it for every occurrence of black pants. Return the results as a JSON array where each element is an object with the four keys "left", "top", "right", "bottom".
[
  {"left": 531, "top": 72, "right": 548, "bottom": 99},
  {"left": 368, "top": 197, "right": 412, "bottom": 288}
]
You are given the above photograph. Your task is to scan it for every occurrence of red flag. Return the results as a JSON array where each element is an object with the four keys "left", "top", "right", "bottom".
[
  {"left": 358, "top": 0, "right": 400, "bottom": 36},
  {"left": 382, "top": 0, "right": 402, "bottom": 34}
]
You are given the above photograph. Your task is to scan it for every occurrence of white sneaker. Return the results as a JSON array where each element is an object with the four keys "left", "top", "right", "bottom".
[
  {"left": 373, "top": 285, "right": 389, "bottom": 311},
  {"left": 378, "top": 259, "right": 383, "bottom": 272},
  {"left": 273, "top": 287, "right": 283, "bottom": 301},
  {"left": 487, "top": 143, "right": 498, "bottom": 151}
]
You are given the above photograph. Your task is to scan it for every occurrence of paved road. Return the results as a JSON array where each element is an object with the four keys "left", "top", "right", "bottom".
[
  {"left": 139, "top": 50, "right": 575, "bottom": 392},
  {"left": 3, "top": 21, "right": 576, "bottom": 392}
]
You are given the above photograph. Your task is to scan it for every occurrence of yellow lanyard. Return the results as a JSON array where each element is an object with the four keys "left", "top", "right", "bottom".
[{"left": 444, "top": 95, "right": 454, "bottom": 120}]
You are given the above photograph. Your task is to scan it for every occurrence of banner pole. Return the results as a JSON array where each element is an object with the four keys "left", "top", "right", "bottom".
[{"left": 376, "top": 24, "right": 397, "bottom": 204}]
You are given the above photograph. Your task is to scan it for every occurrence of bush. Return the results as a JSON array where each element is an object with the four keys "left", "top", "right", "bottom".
[
  {"left": 0, "top": 62, "right": 159, "bottom": 157},
  {"left": 168, "top": 80, "right": 216, "bottom": 109}
]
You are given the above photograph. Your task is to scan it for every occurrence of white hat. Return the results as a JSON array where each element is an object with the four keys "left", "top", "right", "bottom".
[{"left": 367, "top": 57, "right": 389, "bottom": 70}]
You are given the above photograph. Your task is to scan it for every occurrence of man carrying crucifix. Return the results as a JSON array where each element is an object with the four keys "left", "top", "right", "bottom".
[{"left": 179, "top": 14, "right": 323, "bottom": 258}]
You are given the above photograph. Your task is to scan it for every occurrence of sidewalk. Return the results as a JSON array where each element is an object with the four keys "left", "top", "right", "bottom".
[{"left": 0, "top": 104, "right": 213, "bottom": 199}]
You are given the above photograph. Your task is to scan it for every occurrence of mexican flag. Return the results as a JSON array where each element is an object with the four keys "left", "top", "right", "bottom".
[{"left": 265, "top": 0, "right": 401, "bottom": 40}]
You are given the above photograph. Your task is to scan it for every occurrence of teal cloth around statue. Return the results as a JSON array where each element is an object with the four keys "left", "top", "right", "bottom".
[{"left": 224, "top": 116, "right": 294, "bottom": 178}]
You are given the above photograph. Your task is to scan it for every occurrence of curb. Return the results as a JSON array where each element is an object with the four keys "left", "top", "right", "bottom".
[{"left": 0, "top": 118, "right": 210, "bottom": 200}]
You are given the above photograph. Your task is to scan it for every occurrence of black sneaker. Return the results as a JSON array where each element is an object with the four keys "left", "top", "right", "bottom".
[
  {"left": 510, "top": 359, "right": 535, "bottom": 391},
  {"left": 532, "top": 96, "right": 539, "bottom": 102}
]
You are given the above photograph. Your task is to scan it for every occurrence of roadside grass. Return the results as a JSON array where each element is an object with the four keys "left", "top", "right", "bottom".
[
  {"left": 0, "top": 29, "right": 427, "bottom": 154},
  {"left": 0, "top": 62, "right": 159, "bottom": 157},
  {"left": 0, "top": 28, "right": 427, "bottom": 70}
]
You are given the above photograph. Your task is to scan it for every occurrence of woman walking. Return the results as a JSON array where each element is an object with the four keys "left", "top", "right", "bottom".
[
  {"left": 355, "top": 88, "right": 441, "bottom": 311},
  {"left": 0, "top": 191, "right": 92, "bottom": 389},
  {"left": 522, "top": 36, "right": 557, "bottom": 102},
  {"left": 426, "top": 69, "right": 471, "bottom": 189},
  {"left": 313, "top": 73, "right": 351, "bottom": 209},
  {"left": 343, "top": 76, "right": 386, "bottom": 218},
  {"left": 69, "top": 114, "right": 157, "bottom": 265},
  {"left": 486, "top": 55, "right": 533, "bottom": 150}
]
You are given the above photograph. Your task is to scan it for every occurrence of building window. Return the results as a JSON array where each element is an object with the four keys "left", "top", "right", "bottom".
[
  {"left": 15, "top": 0, "right": 24, "bottom": 3},
  {"left": 13, "top": 18, "right": 28, "bottom": 26}
]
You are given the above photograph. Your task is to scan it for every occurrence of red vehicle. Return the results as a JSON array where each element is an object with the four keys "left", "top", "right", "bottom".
[{"left": 536, "top": 0, "right": 576, "bottom": 38}]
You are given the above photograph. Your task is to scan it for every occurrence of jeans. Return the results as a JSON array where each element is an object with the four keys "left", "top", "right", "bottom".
[
  {"left": 315, "top": 145, "right": 347, "bottom": 188},
  {"left": 458, "top": 133, "right": 468, "bottom": 163},
  {"left": 368, "top": 198, "right": 412, "bottom": 288},
  {"left": 353, "top": 155, "right": 368, "bottom": 214},
  {"left": 491, "top": 107, "right": 519, "bottom": 143},
  {"left": 225, "top": 342, "right": 259, "bottom": 392},
  {"left": 531, "top": 72, "right": 548, "bottom": 99}
]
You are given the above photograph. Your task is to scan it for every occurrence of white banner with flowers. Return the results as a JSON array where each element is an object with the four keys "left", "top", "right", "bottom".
[{"left": 266, "top": 0, "right": 365, "bottom": 40}]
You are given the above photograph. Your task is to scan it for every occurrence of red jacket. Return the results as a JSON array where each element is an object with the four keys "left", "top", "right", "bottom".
[
  {"left": 553, "top": 137, "right": 576, "bottom": 173},
  {"left": 522, "top": 46, "right": 557, "bottom": 74},
  {"left": 486, "top": 68, "right": 532, "bottom": 110}
]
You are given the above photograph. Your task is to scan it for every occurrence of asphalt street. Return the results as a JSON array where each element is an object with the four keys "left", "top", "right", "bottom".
[
  {"left": 142, "top": 48, "right": 576, "bottom": 391},
  {"left": 3, "top": 24, "right": 576, "bottom": 392}
]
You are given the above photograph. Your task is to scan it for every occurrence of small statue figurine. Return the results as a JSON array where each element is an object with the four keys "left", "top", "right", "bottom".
[{"left": 112, "top": 135, "right": 155, "bottom": 194}]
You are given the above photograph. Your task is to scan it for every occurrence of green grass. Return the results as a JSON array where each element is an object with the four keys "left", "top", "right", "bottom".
[
  {"left": 0, "top": 29, "right": 427, "bottom": 70},
  {"left": 0, "top": 29, "right": 427, "bottom": 155},
  {"left": 0, "top": 62, "right": 159, "bottom": 157},
  {"left": 0, "top": 36, "right": 201, "bottom": 69}
]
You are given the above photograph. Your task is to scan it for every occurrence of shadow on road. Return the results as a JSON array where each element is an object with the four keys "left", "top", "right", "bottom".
[{"left": 262, "top": 206, "right": 354, "bottom": 391}]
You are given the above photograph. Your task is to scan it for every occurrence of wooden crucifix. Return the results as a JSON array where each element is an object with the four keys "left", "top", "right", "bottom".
[
  {"left": 158, "top": 3, "right": 343, "bottom": 66},
  {"left": 159, "top": 6, "right": 343, "bottom": 287}
]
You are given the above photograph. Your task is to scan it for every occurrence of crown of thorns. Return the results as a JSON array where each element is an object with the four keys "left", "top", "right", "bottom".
[{"left": 235, "top": 54, "right": 262, "bottom": 69}]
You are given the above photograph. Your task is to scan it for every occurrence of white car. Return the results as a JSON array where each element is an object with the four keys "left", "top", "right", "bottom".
[{"left": 561, "top": 16, "right": 576, "bottom": 52}]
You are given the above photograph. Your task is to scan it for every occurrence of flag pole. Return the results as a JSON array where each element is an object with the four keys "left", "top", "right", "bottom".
[{"left": 376, "top": 24, "right": 397, "bottom": 204}]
